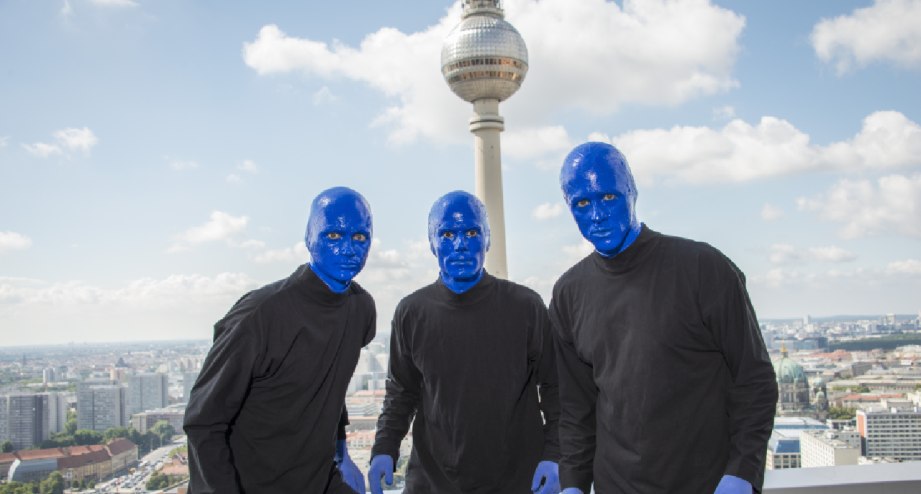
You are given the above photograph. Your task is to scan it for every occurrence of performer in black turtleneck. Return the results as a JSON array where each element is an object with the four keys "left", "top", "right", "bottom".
[
  {"left": 367, "top": 191, "right": 560, "bottom": 494},
  {"left": 184, "top": 187, "right": 376, "bottom": 493},
  {"left": 552, "top": 143, "right": 778, "bottom": 494}
]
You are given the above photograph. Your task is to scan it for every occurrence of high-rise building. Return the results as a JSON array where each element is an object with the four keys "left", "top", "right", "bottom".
[
  {"left": 126, "top": 373, "right": 168, "bottom": 419},
  {"left": 45, "top": 393, "right": 68, "bottom": 436},
  {"left": 857, "top": 406, "right": 921, "bottom": 461},
  {"left": 1, "top": 394, "right": 49, "bottom": 450},
  {"left": 77, "top": 382, "right": 126, "bottom": 432},
  {"left": 801, "top": 429, "right": 860, "bottom": 467},
  {"left": 42, "top": 368, "right": 55, "bottom": 385}
]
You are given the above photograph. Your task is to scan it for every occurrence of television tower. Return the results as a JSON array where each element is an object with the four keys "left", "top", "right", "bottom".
[{"left": 441, "top": 0, "right": 528, "bottom": 279}]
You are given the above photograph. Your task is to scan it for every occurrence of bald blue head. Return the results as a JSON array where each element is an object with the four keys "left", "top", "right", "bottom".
[
  {"left": 560, "top": 142, "right": 641, "bottom": 257},
  {"left": 305, "top": 187, "right": 373, "bottom": 293},
  {"left": 428, "top": 190, "right": 490, "bottom": 293}
]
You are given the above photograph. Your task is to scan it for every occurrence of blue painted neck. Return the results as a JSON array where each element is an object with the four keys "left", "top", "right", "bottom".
[
  {"left": 597, "top": 222, "right": 643, "bottom": 258},
  {"left": 441, "top": 270, "right": 484, "bottom": 294},
  {"left": 310, "top": 263, "right": 350, "bottom": 293}
]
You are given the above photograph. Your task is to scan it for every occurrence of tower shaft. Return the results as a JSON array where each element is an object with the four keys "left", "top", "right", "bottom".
[{"left": 469, "top": 98, "right": 507, "bottom": 279}]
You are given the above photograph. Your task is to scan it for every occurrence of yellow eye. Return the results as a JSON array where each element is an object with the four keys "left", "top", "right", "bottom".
[
  {"left": 326, "top": 232, "right": 342, "bottom": 240},
  {"left": 352, "top": 233, "right": 367, "bottom": 242},
  {"left": 465, "top": 229, "right": 478, "bottom": 238},
  {"left": 576, "top": 199, "right": 590, "bottom": 208},
  {"left": 603, "top": 194, "right": 616, "bottom": 201}
]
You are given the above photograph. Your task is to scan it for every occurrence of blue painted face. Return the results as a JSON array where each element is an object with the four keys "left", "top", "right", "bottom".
[
  {"left": 560, "top": 142, "right": 641, "bottom": 257},
  {"left": 428, "top": 191, "right": 490, "bottom": 294},
  {"left": 305, "top": 187, "right": 373, "bottom": 293}
]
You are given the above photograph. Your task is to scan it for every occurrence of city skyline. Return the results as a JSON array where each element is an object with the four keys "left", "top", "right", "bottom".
[{"left": 2, "top": 0, "right": 920, "bottom": 346}]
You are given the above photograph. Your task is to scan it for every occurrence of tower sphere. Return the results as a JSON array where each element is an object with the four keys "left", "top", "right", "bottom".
[{"left": 441, "top": 0, "right": 529, "bottom": 103}]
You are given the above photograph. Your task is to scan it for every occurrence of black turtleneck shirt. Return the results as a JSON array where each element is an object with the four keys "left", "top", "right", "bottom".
[
  {"left": 371, "top": 273, "right": 560, "bottom": 494},
  {"left": 184, "top": 264, "right": 376, "bottom": 494},
  {"left": 550, "top": 226, "right": 777, "bottom": 493}
]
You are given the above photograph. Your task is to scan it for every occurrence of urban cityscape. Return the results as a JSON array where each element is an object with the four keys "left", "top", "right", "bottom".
[
  {"left": 2, "top": 0, "right": 920, "bottom": 492},
  {"left": 1, "top": 312, "right": 920, "bottom": 492}
]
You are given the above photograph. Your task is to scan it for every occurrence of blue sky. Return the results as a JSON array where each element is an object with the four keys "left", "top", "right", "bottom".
[{"left": 1, "top": 0, "right": 920, "bottom": 346}]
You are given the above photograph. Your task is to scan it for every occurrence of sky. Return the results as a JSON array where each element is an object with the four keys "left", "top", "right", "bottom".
[{"left": 1, "top": 0, "right": 920, "bottom": 347}]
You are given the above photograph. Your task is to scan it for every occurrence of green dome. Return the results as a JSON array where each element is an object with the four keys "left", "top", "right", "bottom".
[{"left": 774, "top": 353, "right": 807, "bottom": 384}]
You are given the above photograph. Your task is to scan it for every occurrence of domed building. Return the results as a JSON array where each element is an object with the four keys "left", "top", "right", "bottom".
[{"left": 774, "top": 345, "right": 811, "bottom": 415}]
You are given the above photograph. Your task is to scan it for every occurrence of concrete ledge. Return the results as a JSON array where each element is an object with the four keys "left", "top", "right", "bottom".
[{"left": 763, "top": 462, "right": 921, "bottom": 494}]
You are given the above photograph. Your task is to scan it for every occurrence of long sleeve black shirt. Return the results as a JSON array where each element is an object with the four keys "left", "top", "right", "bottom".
[
  {"left": 183, "top": 264, "right": 376, "bottom": 494},
  {"left": 371, "top": 273, "right": 560, "bottom": 493},
  {"left": 550, "top": 226, "right": 777, "bottom": 493}
]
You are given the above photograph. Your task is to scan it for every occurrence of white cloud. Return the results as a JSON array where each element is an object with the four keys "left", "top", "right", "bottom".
[
  {"left": 769, "top": 243, "right": 857, "bottom": 265},
  {"left": 0, "top": 273, "right": 254, "bottom": 308},
  {"left": 713, "top": 105, "right": 736, "bottom": 121},
  {"left": 756, "top": 268, "right": 812, "bottom": 289},
  {"left": 607, "top": 111, "right": 921, "bottom": 184},
  {"left": 352, "top": 238, "right": 440, "bottom": 332},
  {"left": 886, "top": 259, "right": 921, "bottom": 275},
  {"left": 0, "top": 273, "right": 258, "bottom": 344},
  {"left": 504, "top": 126, "right": 572, "bottom": 163},
  {"left": 312, "top": 86, "right": 338, "bottom": 106},
  {"left": 23, "top": 142, "right": 63, "bottom": 158},
  {"left": 769, "top": 244, "right": 800, "bottom": 265},
  {"left": 238, "top": 159, "right": 259, "bottom": 174},
  {"left": 797, "top": 173, "right": 921, "bottom": 239},
  {"left": 532, "top": 202, "right": 565, "bottom": 220},
  {"left": 761, "top": 203, "right": 784, "bottom": 221},
  {"left": 54, "top": 127, "right": 97, "bottom": 153},
  {"left": 90, "top": 0, "right": 139, "bottom": 7},
  {"left": 242, "top": 0, "right": 744, "bottom": 145},
  {"left": 0, "top": 136, "right": 8, "bottom": 148},
  {"left": 748, "top": 263, "right": 921, "bottom": 317},
  {"left": 254, "top": 242, "right": 308, "bottom": 264},
  {"left": 808, "top": 246, "right": 858, "bottom": 263},
  {"left": 169, "top": 211, "right": 249, "bottom": 252},
  {"left": 226, "top": 160, "right": 259, "bottom": 184},
  {"left": 169, "top": 159, "right": 199, "bottom": 171},
  {"left": 811, "top": 0, "right": 921, "bottom": 74},
  {"left": 0, "top": 232, "right": 32, "bottom": 253},
  {"left": 22, "top": 127, "right": 98, "bottom": 158},
  {"left": 61, "top": 0, "right": 73, "bottom": 16},
  {"left": 562, "top": 239, "right": 594, "bottom": 262}
]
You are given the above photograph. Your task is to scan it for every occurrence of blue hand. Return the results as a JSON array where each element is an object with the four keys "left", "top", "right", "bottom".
[
  {"left": 531, "top": 461, "right": 560, "bottom": 494},
  {"left": 561, "top": 488, "right": 584, "bottom": 494},
  {"left": 714, "top": 474, "right": 752, "bottom": 494},
  {"left": 368, "top": 454, "right": 394, "bottom": 494},
  {"left": 335, "top": 440, "right": 366, "bottom": 494}
]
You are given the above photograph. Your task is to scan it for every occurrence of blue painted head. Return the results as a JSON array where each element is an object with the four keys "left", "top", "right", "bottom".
[
  {"left": 560, "top": 142, "right": 641, "bottom": 257},
  {"left": 428, "top": 191, "right": 490, "bottom": 294},
  {"left": 305, "top": 187, "right": 373, "bottom": 293}
]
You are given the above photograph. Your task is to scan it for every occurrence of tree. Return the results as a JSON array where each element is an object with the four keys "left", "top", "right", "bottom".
[
  {"left": 150, "top": 420, "right": 176, "bottom": 449},
  {"left": 72, "top": 429, "right": 103, "bottom": 446},
  {"left": 63, "top": 408, "right": 78, "bottom": 436},
  {"left": 1, "top": 440, "right": 13, "bottom": 453},
  {"left": 128, "top": 428, "right": 151, "bottom": 454},
  {"left": 0, "top": 483, "right": 33, "bottom": 494},
  {"left": 104, "top": 426, "right": 130, "bottom": 441},
  {"left": 828, "top": 406, "right": 857, "bottom": 420},
  {"left": 146, "top": 473, "right": 171, "bottom": 490},
  {"left": 40, "top": 471, "right": 65, "bottom": 494}
]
